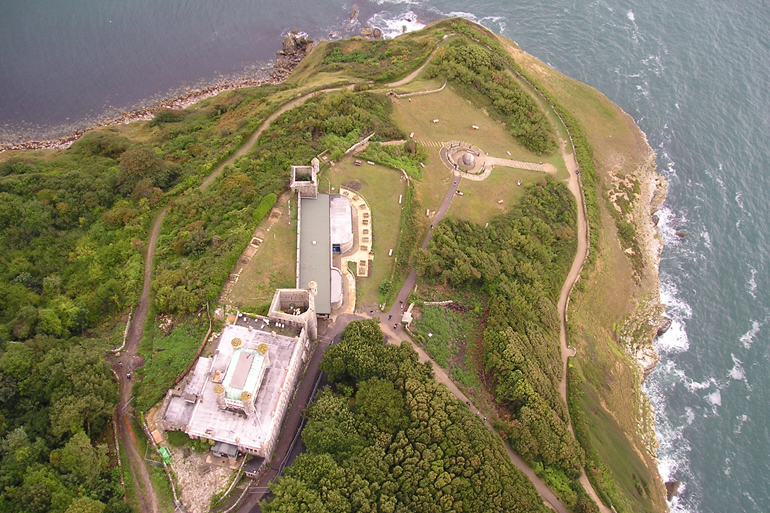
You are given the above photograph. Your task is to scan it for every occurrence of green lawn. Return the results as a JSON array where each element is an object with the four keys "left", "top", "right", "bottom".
[
  {"left": 228, "top": 194, "right": 297, "bottom": 312},
  {"left": 449, "top": 167, "right": 547, "bottom": 225},
  {"left": 391, "top": 85, "right": 563, "bottom": 168},
  {"left": 391, "top": 85, "right": 569, "bottom": 227},
  {"left": 390, "top": 75, "right": 445, "bottom": 94},
  {"left": 321, "top": 159, "right": 407, "bottom": 309},
  {"left": 414, "top": 149, "right": 454, "bottom": 225}
]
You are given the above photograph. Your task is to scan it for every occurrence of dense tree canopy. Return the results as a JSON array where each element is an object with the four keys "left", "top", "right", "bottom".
[
  {"left": 263, "top": 319, "right": 549, "bottom": 513},
  {"left": 416, "top": 181, "right": 597, "bottom": 510},
  {"left": 0, "top": 88, "right": 275, "bottom": 511},
  {"left": 0, "top": 339, "right": 121, "bottom": 512}
]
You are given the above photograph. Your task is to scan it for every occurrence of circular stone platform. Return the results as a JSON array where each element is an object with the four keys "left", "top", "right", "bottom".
[{"left": 445, "top": 143, "right": 487, "bottom": 174}]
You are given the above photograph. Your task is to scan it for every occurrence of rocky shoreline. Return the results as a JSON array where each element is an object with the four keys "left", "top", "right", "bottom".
[
  {"left": 632, "top": 132, "right": 669, "bottom": 380},
  {"left": 0, "top": 32, "right": 313, "bottom": 154}
]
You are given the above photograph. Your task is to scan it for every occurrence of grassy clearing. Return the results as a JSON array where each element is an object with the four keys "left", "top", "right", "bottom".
[
  {"left": 449, "top": 167, "right": 547, "bottom": 225},
  {"left": 412, "top": 286, "right": 498, "bottom": 415},
  {"left": 321, "top": 159, "right": 407, "bottom": 308},
  {"left": 390, "top": 85, "right": 568, "bottom": 227},
  {"left": 312, "top": 31, "right": 438, "bottom": 83},
  {"left": 391, "top": 86, "right": 557, "bottom": 165},
  {"left": 134, "top": 315, "right": 209, "bottom": 411},
  {"left": 228, "top": 194, "right": 297, "bottom": 313},
  {"left": 390, "top": 75, "right": 445, "bottom": 94},
  {"left": 410, "top": 305, "right": 462, "bottom": 367},
  {"left": 413, "top": 146, "right": 454, "bottom": 216}
]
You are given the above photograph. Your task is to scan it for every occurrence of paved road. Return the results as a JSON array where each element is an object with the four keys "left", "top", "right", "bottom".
[{"left": 237, "top": 314, "right": 365, "bottom": 513}]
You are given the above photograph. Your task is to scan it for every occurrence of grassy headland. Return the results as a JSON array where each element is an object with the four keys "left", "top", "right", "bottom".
[{"left": 0, "top": 17, "right": 666, "bottom": 513}]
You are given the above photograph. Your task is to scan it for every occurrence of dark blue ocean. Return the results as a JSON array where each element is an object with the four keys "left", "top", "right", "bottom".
[{"left": 2, "top": 1, "right": 768, "bottom": 511}]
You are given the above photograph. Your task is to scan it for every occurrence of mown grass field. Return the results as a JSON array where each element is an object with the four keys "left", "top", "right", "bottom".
[
  {"left": 391, "top": 86, "right": 554, "bottom": 163},
  {"left": 389, "top": 84, "right": 570, "bottom": 226},
  {"left": 449, "top": 167, "right": 547, "bottom": 225},
  {"left": 321, "top": 159, "right": 407, "bottom": 308},
  {"left": 228, "top": 194, "right": 297, "bottom": 313}
]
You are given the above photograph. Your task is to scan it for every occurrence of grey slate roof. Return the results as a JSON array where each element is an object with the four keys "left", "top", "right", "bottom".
[{"left": 298, "top": 194, "right": 331, "bottom": 314}]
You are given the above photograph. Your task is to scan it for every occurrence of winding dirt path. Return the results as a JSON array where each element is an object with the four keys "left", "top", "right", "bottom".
[
  {"left": 115, "top": 203, "right": 168, "bottom": 513},
  {"left": 557, "top": 141, "right": 583, "bottom": 403},
  {"left": 370, "top": 177, "right": 573, "bottom": 512},
  {"left": 198, "top": 87, "right": 344, "bottom": 191},
  {"left": 555, "top": 139, "right": 612, "bottom": 513},
  {"left": 386, "top": 47, "right": 440, "bottom": 88},
  {"left": 115, "top": 84, "right": 347, "bottom": 511},
  {"left": 380, "top": 51, "right": 609, "bottom": 510}
]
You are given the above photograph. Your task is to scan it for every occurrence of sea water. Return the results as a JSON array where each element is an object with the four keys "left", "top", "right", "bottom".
[{"left": 2, "top": 0, "right": 769, "bottom": 511}]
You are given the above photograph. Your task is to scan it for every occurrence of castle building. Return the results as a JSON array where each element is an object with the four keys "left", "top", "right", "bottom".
[{"left": 159, "top": 288, "right": 317, "bottom": 464}]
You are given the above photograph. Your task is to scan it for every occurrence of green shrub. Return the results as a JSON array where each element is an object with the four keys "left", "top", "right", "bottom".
[
  {"left": 254, "top": 193, "right": 278, "bottom": 223},
  {"left": 150, "top": 108, "right": 185, "bottom": 126}
]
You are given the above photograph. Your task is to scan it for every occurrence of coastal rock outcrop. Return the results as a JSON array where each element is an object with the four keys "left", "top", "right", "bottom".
[
  {"left": 360, "top": 26, "right": 383, "bottom": 38},
  {"left": 665, "top": 480, "right": 681, "bottom": 501},
  {"left": 656, "top": 317, "right": 672, "bottom": 337},
  {"left": 272, "top": 31, "right": 313, "bottom": 81}
]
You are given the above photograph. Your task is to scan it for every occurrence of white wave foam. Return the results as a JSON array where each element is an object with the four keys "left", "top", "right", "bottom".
[
  {"left": 684, "top": 376, "right": 714, "bottom": 392},
  {"left": 706, "top": 389, "right": 722, "bottom": 406},
  {"left": 735, "top": 190, "right": 745, "bottom": 210},
  {"left": 626, "top": 10, "right": 636, "bottom": 22},
  {"left": 747, "top": 267, "right": 757, "bottom": 297},
  {"left": 657, "top": 206, "right": 686, "bottom": 245},
  {"left": 646, "top": 385, "right": 694, "bottom": 511},
  {"left": 645, "top": 358, "right": 704, "bottom": 512},
  {"left": 701, "top": 230, "right": 711, "bottom": 249},
  {"left": 729, "top": 354, "right": 746, "bottom": 381},
  {"left": 740, "top": 320, "right": 762, "bottom": 348},
  {"left": 372, "top": 0, "right": 421, "bottom": 5},
  {"left": 735, "top": 413, "right": 748, "bottom": 434},
  {"left": 367, "top": 11, "right": 425, "bottom": 39},
  {"left": 478, "top": 15, "right": 506, "bottom": 34},
  {"left": 444, "top": 10, "right": 478, "bottom": 20},
  {"left": 657, "top": 277, "right": 692, "bottom": 353}
]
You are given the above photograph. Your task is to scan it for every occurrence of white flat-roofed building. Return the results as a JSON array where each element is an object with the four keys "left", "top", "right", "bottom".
[
  {"left": 330, "top": 194, "right": 354, "bottom": 254},
  {"left": 160, "top": 288, "right": 316, "bottom": 459}
]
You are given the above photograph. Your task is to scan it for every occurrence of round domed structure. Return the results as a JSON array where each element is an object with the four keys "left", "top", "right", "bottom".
[{"left": 461, "top": 152, "right": 475, "bottom": 167}]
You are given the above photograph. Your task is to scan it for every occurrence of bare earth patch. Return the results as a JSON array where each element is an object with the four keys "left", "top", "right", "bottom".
[{"left": 170, "top": 446, "right": 234, "bottom": 513}]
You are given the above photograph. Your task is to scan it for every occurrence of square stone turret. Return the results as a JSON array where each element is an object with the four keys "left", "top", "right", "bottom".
[
  {"left": 268, "top": 287, "right": 317, "bottom": 340},
  {"left": 290, "top": 158, "right": 319, "bottom": 199}
]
